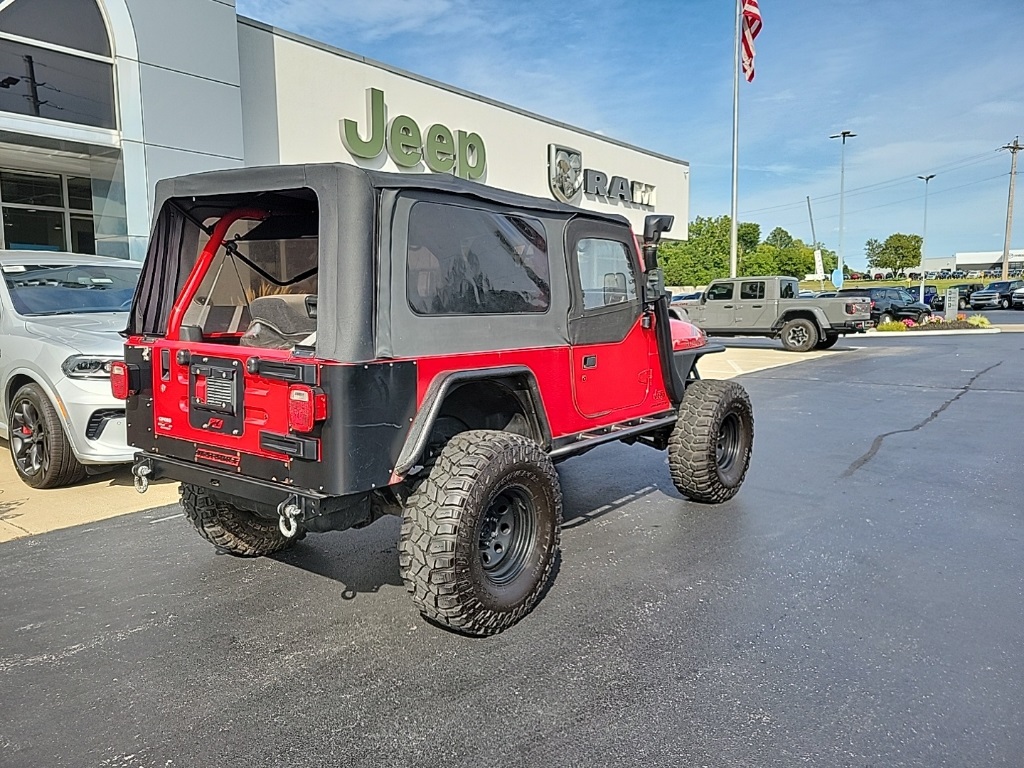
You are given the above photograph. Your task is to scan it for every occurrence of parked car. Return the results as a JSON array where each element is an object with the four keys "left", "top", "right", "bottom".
[
  {"left": 1012, "top": 286, "right": 1024, "bottom": 310},
  {"left": 931, "top": 283, "right": 984, "bottom": 311},
  {"left": 0, "top": 252, "right": 142, "bottom": 488},
  {"left": 970, "top": 280, "right": 1024, "bottom": 310},
  {"left": 797, "top": 289, "right": 817, "bottom": 298},
  {"left": 816, "top": 291, "right": 838, "bottom": 298},
  {"left": 117, "top": 164, "right": 752, "bottom": 636},
  {"left": 837, "top": 286, "right": 932, "bottom": 325},
  {"left": 674, "top": 276, "right": 872, "bottom": 351},
  {"left": 966, "top": 270, "right": 984, "bottom": 279}
]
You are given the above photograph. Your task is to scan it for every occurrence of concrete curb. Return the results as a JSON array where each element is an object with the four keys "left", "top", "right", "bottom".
[{"left": 867, "top": 327, "right": 1001, "bottom": 337}]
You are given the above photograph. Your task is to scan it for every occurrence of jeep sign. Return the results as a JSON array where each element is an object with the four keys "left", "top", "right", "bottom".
[
  {"left": 547, "top": 144, "right": 656, "bottom": 207},
  {"left": 341, "top": 88, "right": 486, "bottom": 180}
]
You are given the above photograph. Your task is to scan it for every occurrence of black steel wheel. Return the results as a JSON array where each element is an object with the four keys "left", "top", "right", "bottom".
[
  {"left": 668, "top": 380, "right": 754, "bottom": 503},
  {"left": 8, "top": 383, "right": 85, "bottom": 489},
  {"left": 400, "top": 429, "right": 561, "bottom": 636},
  {"left": 780, "top": 318, "right": 818, "bottom": 352}
]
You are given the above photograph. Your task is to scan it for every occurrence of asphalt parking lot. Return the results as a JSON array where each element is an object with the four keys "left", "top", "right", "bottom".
[{"left": 2, "top": 331, "right": 1023, "bottom": 767}]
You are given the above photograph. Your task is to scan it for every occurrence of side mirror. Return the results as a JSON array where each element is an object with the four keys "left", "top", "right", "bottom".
[
  {"left": 643, "top": 215, "right": 674, "bottom": 244},
  {"left": 643, "top": 268, "right": 665, "bottom": 303},
  {"left": 603, "top": 272, "right": 628, "bottom": 305}
]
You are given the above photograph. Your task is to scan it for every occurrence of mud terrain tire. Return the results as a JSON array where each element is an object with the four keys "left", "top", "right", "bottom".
[
  {"left": 668, "top": 380, "right": 754, "bottom": 503},
  {"left": 180, "top": 484, "right": 296, "bottom": 557},
  {"left": 399, "top": 430, "right": 561, "bottom": 636}
]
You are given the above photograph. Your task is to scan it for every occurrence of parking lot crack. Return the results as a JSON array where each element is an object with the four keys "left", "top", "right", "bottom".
[{"left": 841, "top": 362, "right": 1002, "bottom": 478}]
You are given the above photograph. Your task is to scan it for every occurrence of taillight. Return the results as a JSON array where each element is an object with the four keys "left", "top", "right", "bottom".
[
  {"left": 287, "top": 385, "right": 327, "bottom": 433},
  {"left": 870, "top": 300, "right": 876, "bottom": 308},
  {"left": 110, "top": 361, "right": 134, "bottom": 400}
]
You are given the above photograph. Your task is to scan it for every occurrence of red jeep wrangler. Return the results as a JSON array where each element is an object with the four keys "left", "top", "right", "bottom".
[{"left": 116, "top": 164, "right": 753, "bottom": 635}]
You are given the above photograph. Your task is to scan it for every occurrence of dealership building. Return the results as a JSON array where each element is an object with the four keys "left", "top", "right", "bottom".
[{"left": 0, "top": 0, "right": 689, "bottom": 261}]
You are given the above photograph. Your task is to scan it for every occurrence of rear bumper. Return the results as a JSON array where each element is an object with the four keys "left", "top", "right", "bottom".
[
  {"left": 133, "top": 452, "right": 330, "bottom": 512},
  {"left": 838, "top": 319, "right": 873, "bottom": 332}
]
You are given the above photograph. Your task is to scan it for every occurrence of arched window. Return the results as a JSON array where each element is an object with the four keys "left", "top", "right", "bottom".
[{"left": 0, "top": 0, "right": 115, "bottom": 129}]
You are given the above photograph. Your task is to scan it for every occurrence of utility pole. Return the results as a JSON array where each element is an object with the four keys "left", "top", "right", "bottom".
[
  {"left": 830, "top": 131, "right": 856, "bottom": 280},
  {"left": 918, "top": 174, "right": 935, "bottom": 303},
  {"left": 1001, "top": 137, "right": 1020, "bottom": 280},
  {"left": 23, "top": 55, "right": 42, "bottom": 117}
]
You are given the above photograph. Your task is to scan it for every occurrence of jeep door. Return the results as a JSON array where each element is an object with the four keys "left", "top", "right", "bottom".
[
  {"left": 566, "top": 221, "right": 655, "bottom": 418},
  {"left": 700, "top": 282, "right": 736, "bottom": 332},
  {"left": 732, "top": 279, "right": 769, "bottom": 329}
]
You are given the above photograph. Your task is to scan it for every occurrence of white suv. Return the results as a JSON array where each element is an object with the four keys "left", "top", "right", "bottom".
[{"left": 0, "top": 252, "right": 141, "bottom": 487}]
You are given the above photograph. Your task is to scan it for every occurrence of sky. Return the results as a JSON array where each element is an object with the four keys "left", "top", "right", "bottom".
[{"left": 233, "top": 0, "right": 1024, "bottom": 269}]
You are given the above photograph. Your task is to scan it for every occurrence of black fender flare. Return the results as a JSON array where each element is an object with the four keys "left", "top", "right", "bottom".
[{"left": 393, "top": 366, "right": 552, "bottom": 477}]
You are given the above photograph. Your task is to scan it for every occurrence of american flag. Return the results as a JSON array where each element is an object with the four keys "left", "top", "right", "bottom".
[{"left": 741, "top": 0, "right": 763, "bottom": 82}]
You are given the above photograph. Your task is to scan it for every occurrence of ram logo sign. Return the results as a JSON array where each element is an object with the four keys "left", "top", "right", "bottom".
[{"left": 546, "top": 144, "right": 656, "bottom": 208}]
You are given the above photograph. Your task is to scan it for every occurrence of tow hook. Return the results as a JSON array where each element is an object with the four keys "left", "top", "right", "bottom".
[
  {"left": 277, "top": 497, "right": 302, "bottom": 538},
  {"left": 132, "top": 462, "right": 151, "bottom": 494}
]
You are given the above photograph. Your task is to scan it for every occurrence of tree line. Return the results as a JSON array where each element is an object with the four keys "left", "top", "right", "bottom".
[{"left": 657, "top": 214, "right": 923, "bottom": 284}]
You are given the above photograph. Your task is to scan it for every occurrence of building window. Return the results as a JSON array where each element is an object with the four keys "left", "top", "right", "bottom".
[
  {"left": 0, "top": 0, "right": 115, "bottom": 129},
  {"left": 0, "top": 169, "right": 95, "bottom": 253}
]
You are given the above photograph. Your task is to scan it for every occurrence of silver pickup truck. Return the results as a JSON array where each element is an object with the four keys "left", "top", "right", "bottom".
[{"left": 671, "top": 276, "right": 872, "bottom": 351}]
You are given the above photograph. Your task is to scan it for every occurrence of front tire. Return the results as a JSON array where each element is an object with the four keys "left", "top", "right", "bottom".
[
  {"left": 958, "top": 298, "right": 967, "bottom": 310},
  {"left": 780, "top": 318, "right": 818, "bottom": 352},
  {"left": 1000, "top": 298, "right": 1010, "bottom": 310},
  {"left": 180, "top": 484, "right": 296, "bottom": 557},
  {"left": 8, "top": 383, "right": 85, "bottom": 488},
  {"left": 399, "top": 430, "right": 561, "bottom": 636},
  {"left": 668, "top": 380, "right": 754, "bottom": 504}
]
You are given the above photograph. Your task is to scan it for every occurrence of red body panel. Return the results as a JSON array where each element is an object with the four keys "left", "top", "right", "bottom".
[
  {"left": 410, "top": 315, "right": 674, "bottom": 440},
  {"left": 131, "top": 337, "right": 310, "bottom": 461}
]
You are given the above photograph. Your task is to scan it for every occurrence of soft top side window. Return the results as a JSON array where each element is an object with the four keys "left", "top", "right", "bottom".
[
  {"left": 406, "top": 201, "right": 550, "bottom": 316},
  {"left": 779, "top": 281, "right": 796, "bottom": 299},
  {"left": 575, "top": 237, "right": 637, "bottom": 310}
]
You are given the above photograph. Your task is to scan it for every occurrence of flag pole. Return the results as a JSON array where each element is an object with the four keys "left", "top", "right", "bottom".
[{"left": 729, "top": 0, "right": 741, "bottom": 278}]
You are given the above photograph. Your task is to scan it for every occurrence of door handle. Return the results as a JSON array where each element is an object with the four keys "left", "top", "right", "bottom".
[
  {"left": 583, "top": 355, "right": 597, "bottom": 369},
  {"left": 752, "top": 304, "right": 763, "bottom": 308},
  {"left": 723, "top": 304, "right": 734, "bottom": 309}
]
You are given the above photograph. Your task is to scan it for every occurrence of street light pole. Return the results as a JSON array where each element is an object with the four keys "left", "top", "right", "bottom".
[
  {"left": 918, "top": 174, "right": 935, "bottom": 303},
  {"left": 829, "top": 131, "right": 856, "bottom": 280}
]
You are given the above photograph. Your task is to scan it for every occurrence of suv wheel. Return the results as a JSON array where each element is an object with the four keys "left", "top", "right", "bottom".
[
  {"left": 958, "top": 298, "right": 967, "bottom": 310},
  {"left": 399, "top": 430, "right": 561, "bottom": 636},
  {"left": 8, "top": 383, "right": 86, "bottom": 489},
  {"left": 1000, "top": 297, "right": 1010, "bottom": 310},
  {"left": 815, "top": 333, "right": 840, "bottom": 350},
  {"left": 878, "top": 312, "right": 894, "bottom": 325},
  {"left": 180, "top": 484, "right": 297, "bottom": 557},
  {"left": 668, "top": 380, "right": 753, "bottom": 504},
  {"left": 780, "top": 318, "right": 818, "bottom": 352}
]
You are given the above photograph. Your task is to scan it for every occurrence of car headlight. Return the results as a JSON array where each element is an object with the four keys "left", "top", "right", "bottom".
[{"left": 61, "top": 355, "right": 120, "bottom": 379}]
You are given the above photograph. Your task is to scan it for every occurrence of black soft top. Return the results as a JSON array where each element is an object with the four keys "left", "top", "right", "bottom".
[
  {"left": 131, "top": 163, "right": 630, "bottom": 361},
  {"left": 150, "top": 162, "right": 629, "bottom": 227}
]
